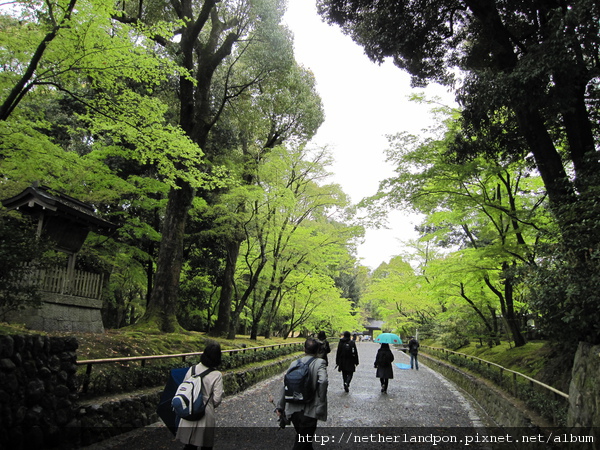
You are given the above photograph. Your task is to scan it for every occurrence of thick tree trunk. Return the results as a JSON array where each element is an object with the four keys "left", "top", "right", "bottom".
[
  {"left": 140, "top": 182, "right": 194, "bottom": 332},
  {"left": 514, "top": 107, "right": 575, "bottom": 209},
  {"left": 503, "top": 273, "right": 526, "bottom": 347},
  {"left": 211, "top": 239, "right": 241, "bottom": 337}
]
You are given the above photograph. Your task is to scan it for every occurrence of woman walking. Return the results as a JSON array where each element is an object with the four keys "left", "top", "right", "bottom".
[
  {"left": 176, "top": 341, "right": 224, "bottom": 450},
  {"left": 374, "top": 343, "right": 394, "bottom": 393},
  {"left": 336, "top": 331, "right": 359, "bottom": 392},
  {"left": 316, "top": 331, "right": 331, "bottom": 366}
]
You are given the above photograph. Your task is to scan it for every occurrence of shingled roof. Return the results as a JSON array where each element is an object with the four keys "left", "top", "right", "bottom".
[{"left": 2, "top": 184, "right": 116, "bottom": 231}]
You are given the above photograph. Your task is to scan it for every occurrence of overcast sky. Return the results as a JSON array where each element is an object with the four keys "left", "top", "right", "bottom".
[{"left": 282, "top": 0, "right": 455, "bottom": 269}]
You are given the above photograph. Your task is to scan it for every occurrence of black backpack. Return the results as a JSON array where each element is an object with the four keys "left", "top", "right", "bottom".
[
  {"left": 284, "top": 357, "right": 316, "bottom": 403},
  {"left": 341, "top": 340, "right": 354, "bottom": 358}
]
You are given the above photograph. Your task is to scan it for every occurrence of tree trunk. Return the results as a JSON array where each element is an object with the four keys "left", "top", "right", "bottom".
[
  {"left": 503, "top": 269, "right": 526, "bottom": 347},
  {"left": 459, "top": 282, "right": 495, "bottom": 336},
  {"left": 140, "top": 182, "right": 193, "bottom": 332},
  {"left": 484, "top": 270, "right": 526, "bottom": 347},
  {"left": 211, "top": 238, "right": 241, "bottom": 337},
  {"left": 249, "top": 295, "right": 262, "bottom": 340}
]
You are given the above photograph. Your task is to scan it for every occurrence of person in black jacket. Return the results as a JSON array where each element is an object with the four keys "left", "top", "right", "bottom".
[
  {"left": 374, "top": 343, "right": 394, "bottom": 393},
  {"left": 316, "top": 331, "right": 331, "bottom": 366},
  {"left": 335, "top": 331, "right": 359, "bottom": 392},
  {"left": 408, "top": 336, "right": 420, "bottom": 370}
]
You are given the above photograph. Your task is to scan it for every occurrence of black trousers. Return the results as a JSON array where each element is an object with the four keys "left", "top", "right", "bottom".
[
  {"left": 291, "top": 410, "right": 318, "bottom": 450},
  {"left": 341, "top": 370, "right": 354, "bottom": 386},
  {"left": 380, "top": 377, "right": 389, "bottom": 391}
]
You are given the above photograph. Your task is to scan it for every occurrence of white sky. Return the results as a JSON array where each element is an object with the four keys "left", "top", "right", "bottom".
[{"left": 283, "top": 0, "right": 455, "bottom": 270}]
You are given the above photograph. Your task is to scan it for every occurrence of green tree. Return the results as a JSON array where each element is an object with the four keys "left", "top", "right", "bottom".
[
  {"left": 113, "top": 0, "right": 308, "bottom": 333},
  {"left": 208, "top": 62, "right": 325, "bottom": 337},
  {"left": 318, "top": 0, "right": 599, "bottom": 212},
  {"left": 363, "top": 256, "right": 436, "bottom": 337},
  {"left": 226, "top": 145, "right": 361, "bottom": 339},
  {"left": 366, "top": 105, "right": 550, "bottom": 346},
  {"left": 318, "top": 1, "right": 600, "bottom": 344},
  {"left": 1, "top": 0, "right": 209, "bottom": 328}
]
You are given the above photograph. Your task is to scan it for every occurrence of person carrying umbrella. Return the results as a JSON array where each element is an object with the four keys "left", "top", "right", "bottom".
[
  {"left": 176, "top": 341, "right": 224, "bottom": 450},
  {"left": 335, "top": 331, "right": 359, "bottom": 392},
  {"left": 374, "top": 343, "right": 395, "bottom": 393}
]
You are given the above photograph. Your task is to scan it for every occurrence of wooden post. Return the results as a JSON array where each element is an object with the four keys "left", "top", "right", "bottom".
[{"left": 82, "top": 363, "right": 93, "bottom": 394}]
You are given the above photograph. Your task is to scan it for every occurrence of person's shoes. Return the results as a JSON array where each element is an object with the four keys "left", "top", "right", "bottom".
[{"left": 344, "top": 383, "right": 349, "bottom": 392}]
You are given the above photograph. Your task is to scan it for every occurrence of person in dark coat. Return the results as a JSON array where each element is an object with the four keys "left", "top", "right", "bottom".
[
  {"left": 335, "top": 331, "right": 359, "bottom": 392},
  {"left": 408, "top": 336, "right": 420, "bottom": 370},
  {"left": 374, "top": 343, "right": 394, "bottom": 393},
  {"left": 316, "top": 331, "right": 331, "bottom": 366}
]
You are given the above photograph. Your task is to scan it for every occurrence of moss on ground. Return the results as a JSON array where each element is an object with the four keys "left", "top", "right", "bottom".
[
  {"left": 423, "top": 338, "right": 570, "bottom": 391},
  {"left": 0, "top": 321, "right": 303, "bottom": 361}
]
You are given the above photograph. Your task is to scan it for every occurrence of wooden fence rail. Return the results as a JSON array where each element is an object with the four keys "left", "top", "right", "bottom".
[
  {"left": 21, "top": 264, "right": 103, "bottom": 299},
  {"left": 76, "top": 341, "right": 303, "bottom": 394},
  {"left": 422, "top": 345, "right": 568, "bottom": 400}
]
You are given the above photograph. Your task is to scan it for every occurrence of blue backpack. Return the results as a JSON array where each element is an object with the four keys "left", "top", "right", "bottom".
[
  {"left": 171, "top": 366, "right": 214, "bottom": 421},
  {"left": 284, "top": 357, "right": 316, "bottom": 403}
]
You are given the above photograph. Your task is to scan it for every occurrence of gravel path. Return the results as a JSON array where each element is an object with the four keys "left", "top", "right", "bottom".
[{"left": 84, "top": 341, "right": 492, "bottom": 449}]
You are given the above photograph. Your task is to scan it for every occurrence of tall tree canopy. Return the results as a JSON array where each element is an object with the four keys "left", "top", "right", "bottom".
[
  {"left": 113, "top": 0, "right": 301, "bottom": 332},
  {"left": 318, "top": 0, "right": 600, "bottom": 235},
  {"left": 320, "top": 0, "right": 600, "bottom": 344}
]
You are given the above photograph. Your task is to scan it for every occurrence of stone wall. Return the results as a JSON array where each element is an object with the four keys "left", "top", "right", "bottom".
[
  {"left": 0, "top": 334, "right": 79, "bottom": 450},
  {"left": 7, "top": 294, "right": 104, "bottom": 333},
  {"left": 72, "top": 354, "right": 299, "bottom": 447},
  {"left": 0, "top": 334, "right": 299, "bottom": 450},
  {"left": 422, "top": 354, "right": 547, "bottom": 429},
  {"left": 75, "top": 391, "right": 162, "bottom": 447}
]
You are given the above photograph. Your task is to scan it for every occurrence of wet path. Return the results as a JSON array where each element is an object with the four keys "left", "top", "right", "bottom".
[{"left": 84, "top": 341, "right": 491, "bottom": 449}]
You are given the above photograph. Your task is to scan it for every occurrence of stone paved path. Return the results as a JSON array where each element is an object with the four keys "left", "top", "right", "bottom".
[{"left": 83, "top": 341, "right": 493, "bottom": 450}]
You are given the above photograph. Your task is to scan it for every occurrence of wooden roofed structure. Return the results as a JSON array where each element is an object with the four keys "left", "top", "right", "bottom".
[{"left": 1, "top": 184, "right": 117, "bottom": 332}]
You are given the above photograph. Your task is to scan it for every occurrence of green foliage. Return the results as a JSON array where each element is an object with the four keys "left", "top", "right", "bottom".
[
  {"left": 0, "top": 0, "right": 360, "bottom": 340},
  {"left": 319, "top": 0, "right": 600, "bottom": 349},
  {"left": 525, "top": 249, "right": 600, "bottom": 346}
]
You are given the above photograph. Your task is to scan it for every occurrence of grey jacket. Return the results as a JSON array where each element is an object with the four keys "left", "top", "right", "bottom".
[{"left": 278, "top": 355, "right": 328, "bottom": 421}]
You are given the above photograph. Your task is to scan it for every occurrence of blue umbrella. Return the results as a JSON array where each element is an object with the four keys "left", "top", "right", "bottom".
[
  {"left": 157, "top": 367, "right": 188, "bottom": 435},
  {"left": 374, "top": 333, "right": 403, "bottom": 345}
]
